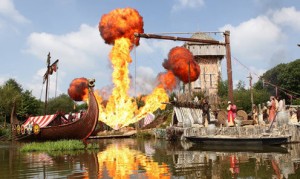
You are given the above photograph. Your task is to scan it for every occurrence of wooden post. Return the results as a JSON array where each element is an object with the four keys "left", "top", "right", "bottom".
[
  {"left": 10, "top": 100, "right": 16, "bottom": 141},
  {"left": 188, "top": 60, "right": 191, "bottom": 101},
  {"left": 224, "top": 31, "right": 234, "bottom": 103},
  {"left": 44, "top": 52, "right": 51, "bottom": 115},
  {"left": 248, "top": 73, "right": 254, "bottom": 107}
]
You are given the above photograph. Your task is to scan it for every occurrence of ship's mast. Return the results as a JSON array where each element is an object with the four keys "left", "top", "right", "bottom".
[
  {"left": 43, "top": 52, "right": 59, "bottom": 114},
  {"left": 44, "top": 53, "right": 51, "bottom": 114}
]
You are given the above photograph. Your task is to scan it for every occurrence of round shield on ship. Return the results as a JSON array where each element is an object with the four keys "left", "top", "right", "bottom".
[
  {"left": 33, "top": 124, "right": 40, "bottom": 135},
  {"left": 16, "top": 124, "right": 21, "bottom": 135},
  {"left": 21, "top": 125, "right": 25, "bottom": 135}
]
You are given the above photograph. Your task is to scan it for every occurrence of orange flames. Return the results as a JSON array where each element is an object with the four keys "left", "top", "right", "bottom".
[
  {"left": 163, "top": 46, "right": 200, "bottom": 83},
  {"left": 68, "top": 77, "right": 89, "bottom": 102},
  {"left": 96, "top": 8, "right": 169, "bottom": 130},
  {"left": 99, "top": 8, "right": 144, "bottom": 46},
  {"left": 157, "top": 71, "right": 177, "bottom": 92}
]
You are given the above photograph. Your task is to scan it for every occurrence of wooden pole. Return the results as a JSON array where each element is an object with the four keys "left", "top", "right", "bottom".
[
  {"left": 188, "top": 60, "right": 191, "bottom": 101},
  {"left": 10, "top": 100, "right": 16, "bottom": 141},
  {"left": 44, "top": 52, "right": 51, "bottom": 115},
  {"left": 248, "top": 73, "right": 254, "bottom": 107},
  {"left": 224, "top": 31, "right": 234, "bottom": 103},
  {"left": 134, "top": 33, "right": 224, "bottom": 45}
]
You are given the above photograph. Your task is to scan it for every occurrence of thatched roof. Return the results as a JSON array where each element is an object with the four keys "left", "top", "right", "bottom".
[{"left": 184, "top": 33, "right": 216, "bottom": 45}]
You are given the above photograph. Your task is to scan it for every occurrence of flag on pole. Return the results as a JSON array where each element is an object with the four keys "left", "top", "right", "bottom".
[
  {"left": 52, "top": 62, "right": 58, "bottom": 72},
  {"left": 43, "top": 60, "right": 59, "bottom": 84}
]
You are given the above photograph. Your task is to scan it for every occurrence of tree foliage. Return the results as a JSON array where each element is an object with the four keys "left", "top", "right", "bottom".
[
  {"left": 217, "top": 79, "right": 271, "bottom": 113},
  {"left": 262, "top": 59, "right": 300, "bottom": 104},
  {"left": 0, "top": 79, "right": 22, "bottom": 124},
  {"left": 0, "top": 79, "right": 43, "bottom": 123},
  {"left": 18, "top": 90, "right": 43, "bottom": 120},
  {"left": 46, "top": 94, "right": 75, "bottom": 114}
]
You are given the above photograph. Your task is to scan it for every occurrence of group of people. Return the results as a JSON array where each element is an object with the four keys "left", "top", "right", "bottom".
[
  {"left": 202, "top": 98, "right": 237, "bottom": 127},
  {"left": 201, "top": 96, "right": 299, "bottom": 127},
  {"left": 260, "top": 96, "right": 300, "bottom": 124}
]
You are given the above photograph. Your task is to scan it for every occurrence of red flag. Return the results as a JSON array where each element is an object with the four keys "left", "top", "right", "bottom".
[{"left": 52, "top": 63, "right": 58, "bottom": 72}]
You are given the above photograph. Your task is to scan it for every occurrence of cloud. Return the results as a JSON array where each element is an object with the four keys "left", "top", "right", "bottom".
[
  {"left": 271, "top": 7, "right": 300, "bottom": 31},
  {"left": 24, "top": 23, "right": 183, "bottom": 99},
  {"left": 24, "top": 24, "right": 111, "bottom": 71},
  {"left": 23, "top": 24, "right": 113, "bottom": 99},
  {"left": 220, "top": 15, "right": 285, "bottom": 66},
  {"left": 25, "top": 68, "right": 66, "bottom": 99},
  {"left": 218, "top": 7, "right": 300, "bottom": 85},
  {"left": 218, "top": 6, "right": 300, "bottom": 87},
  {"left": 172, "top": 0, "right": 205, "bottom": 11},
  {"left": 137, "top": 38, "right": 182, "bottom": 57},
  {"left": 0, "top": 0, "right": 29, "bottom": 23}
]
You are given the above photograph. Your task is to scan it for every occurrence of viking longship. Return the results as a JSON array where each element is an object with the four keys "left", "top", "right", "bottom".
[
  {"left": 15, "top": 83, "right": 99, "bottom": 141},
  {"left": 14, "top": 53, "right": 99, "bottom": 141}
]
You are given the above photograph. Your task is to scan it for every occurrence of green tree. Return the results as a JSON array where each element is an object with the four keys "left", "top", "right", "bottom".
[
  {"left": 262, "top": 59, "right": 300, "bottom": 104},
  {"left": 0, "top": 79, "right": 44, "bottom": 124},
  {"left": 253, "top": 79, "right": 264, "bottom": 90},
  {"left": 0, "top": 79, "right": 22, "bottom": 126},
  {"left": 236, "top": 80, "right": 246, "bottom": 91},
  {"left": 18, "top": 90, "right": 43, "bottom": 121},
  {"left": 46, "top": 94, "right": 75, "bottom": 114},
  {"left": 76, "top": 102, "right": 88, "bottom": 111},
  {"left": 217, "top": 79, "right": 228, "bottom": 98},
  {"left": 234, "top": 88, "right": 270, "bottom": 112}
]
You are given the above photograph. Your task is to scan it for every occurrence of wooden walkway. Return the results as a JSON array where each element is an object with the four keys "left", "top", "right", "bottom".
[{"left": 88, "top": 130, "right": 136, "bottom": 139}]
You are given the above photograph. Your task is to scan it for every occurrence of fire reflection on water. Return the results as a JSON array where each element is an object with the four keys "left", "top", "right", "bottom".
[
  {"left": 97, "top": 143, "right": 170, "bottom": 179},
  {"left": 2, "top": 140, "right": 300, "bottom": 178}
]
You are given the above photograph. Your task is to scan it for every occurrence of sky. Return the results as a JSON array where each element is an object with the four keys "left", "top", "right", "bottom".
[{"left": 0, "top": 0, "right": 299, "bottom": 100}]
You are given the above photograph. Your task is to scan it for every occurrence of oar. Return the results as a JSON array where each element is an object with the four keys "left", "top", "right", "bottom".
[{"left": 265, "top": 112, "right": 278, "bottom": 133}]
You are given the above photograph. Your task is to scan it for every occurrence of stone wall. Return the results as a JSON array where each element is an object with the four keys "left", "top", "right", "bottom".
[{"left": 184, "top": 125, "right": 300, "bottom": 142}]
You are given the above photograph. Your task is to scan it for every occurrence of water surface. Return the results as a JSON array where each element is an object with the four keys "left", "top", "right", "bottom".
[{"left": 1, "top": 139, "right": 300, "bottom": 178}]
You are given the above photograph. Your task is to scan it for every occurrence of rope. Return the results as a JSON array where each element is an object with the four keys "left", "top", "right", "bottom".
[
  {"left": 39, "top": 83, "right": 44, "bottom": 101},
  {"left": 48, "top": 75, "right": 50, "bottom": 102},
  {"left": 133, "top": 37, "right": 137, "bottom": 97},
  {"left": 55, "top": 65, "right": 58, "bottom": 98}
]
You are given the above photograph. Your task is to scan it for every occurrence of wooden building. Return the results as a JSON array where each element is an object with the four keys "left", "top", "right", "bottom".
[{"left": 183, "top": 33, "right": 226, "bottom": 104}]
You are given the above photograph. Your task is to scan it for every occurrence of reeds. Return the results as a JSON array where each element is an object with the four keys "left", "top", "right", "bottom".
[{"left": 20, "top": 140, "right": 99, "bottom": 152}]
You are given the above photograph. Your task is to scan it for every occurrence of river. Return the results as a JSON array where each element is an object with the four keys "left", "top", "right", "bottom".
[{"left": 1, "top": 139, "right": 300, "bottom": 178}]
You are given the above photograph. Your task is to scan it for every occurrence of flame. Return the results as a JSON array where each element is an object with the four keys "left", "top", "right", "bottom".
[
  {"left": 96, "top": 8, "right": 169, "bottom": 130},
  {"left": 157, "top": 71, "right": 177, "bottom": 92},
  {"left": 99, "top": 8, "right": 144, "bottom": 46},
  {"left": 97, "top": 143, "right": 170, "bottom": 179},
  {"left": 68, "top": 77, "right": 89, "bottom": 102},
  {"left": 163, "top": 46, "right": 200, "bottom": 83}
]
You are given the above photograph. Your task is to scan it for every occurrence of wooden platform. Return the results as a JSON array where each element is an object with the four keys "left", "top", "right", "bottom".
[{"left": 88, "top": 130, "right": 136, "bottom": 139}]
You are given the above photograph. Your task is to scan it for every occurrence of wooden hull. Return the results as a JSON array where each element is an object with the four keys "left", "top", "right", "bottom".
[
  {"left": 16, "top": 89, "right": 99, "bottom": 141},
  {"left": 188, "top": 143, "right": 288, "bottom": 153},
  {"left": 185, "top": 136, "right": 289, "bottom": 146}
]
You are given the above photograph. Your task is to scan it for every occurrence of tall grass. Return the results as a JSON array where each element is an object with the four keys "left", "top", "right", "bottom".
[{"left": 20, "top": 140, "right": 86, "bottom": 152}]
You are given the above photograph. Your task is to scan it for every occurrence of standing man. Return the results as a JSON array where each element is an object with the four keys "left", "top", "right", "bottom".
[{"left": 202, "top": 98, "right": 211, "bottom": 126}]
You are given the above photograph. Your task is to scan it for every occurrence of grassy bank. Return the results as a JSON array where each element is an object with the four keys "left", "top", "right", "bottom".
[{"left": 20, "top": 140, "right": 99, "bottom": 152}]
